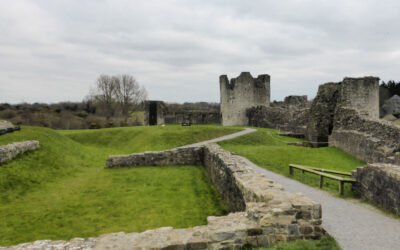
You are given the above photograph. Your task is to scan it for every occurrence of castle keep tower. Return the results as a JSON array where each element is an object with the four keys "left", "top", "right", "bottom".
[
  {"left": 338, "top": 77, "right": 379, "bottom": 119},
  {"left": 220, "top": 72, "right": 270, "bottom": 126}
]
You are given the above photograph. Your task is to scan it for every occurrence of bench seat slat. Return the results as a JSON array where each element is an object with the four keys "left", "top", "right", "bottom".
[{"left": 289, "top": 164, "right": 356, "bottom": 182}]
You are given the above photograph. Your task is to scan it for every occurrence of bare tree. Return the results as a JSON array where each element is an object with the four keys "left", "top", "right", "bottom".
[
  {"left": 114, "top": 75, "right": 147, "bottom": 121},
  {"left": 93, "top": 75, "right": 117, "bottom": 120}
]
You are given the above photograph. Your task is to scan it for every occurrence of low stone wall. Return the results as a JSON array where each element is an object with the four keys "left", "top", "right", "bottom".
[
  {"left": 0, "top": 120, "right": 14, "bottom": 130},
  {"left": 329, "top": 107, "right": 400, "bottom": 164},
  {"left": 0, "top": 141, "right": 40, "bottom": 165},
  {"left": 106, "top": 146, "right": 203, "bottom": 167},
  {"left": 95, "top": 144, "right": 323, "bottom": 249},
  {"left": 0, "top": 120, "right": 19, "bottom": 136},
  {"left": 353, "top": 163, "right": 400, "bottom": 214},
  {"left": 5, "top": 144, "right": 323, "bottom": 249}
]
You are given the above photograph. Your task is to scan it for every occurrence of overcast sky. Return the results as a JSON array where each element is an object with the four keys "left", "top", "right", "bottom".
[{"left": 1, "top": 0, "right": 400, "bottom": 104}]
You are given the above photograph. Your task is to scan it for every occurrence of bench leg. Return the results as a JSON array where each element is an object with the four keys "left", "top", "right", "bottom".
[
  {"left": 302, "top": 170, "right": 305, "bottom": 181},
  {"left": 339, "top": 181, "right": 344, "bottom": 195},
  {"left": 319, "top": 176, "right": 324, "bottom": 188},
  {"left": 289, "top": 166, "right": 293, "bottom": 176}
]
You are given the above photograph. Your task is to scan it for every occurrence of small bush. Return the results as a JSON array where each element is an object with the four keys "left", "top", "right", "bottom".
[
  {"left": 89, "top": 123, "right": 101, "bottom": 129},
  {"left": 106, "top": 121, "right": 114, "bottom": 128},
  {"left": 0, "top": 110, "right": 16, "bottom": 119}
]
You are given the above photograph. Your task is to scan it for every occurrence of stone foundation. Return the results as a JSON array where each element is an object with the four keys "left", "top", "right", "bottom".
[
  {"left": 353, "top": 163, "right": 400, "bottom": 214},
  {"left": 0, "top": 141, "right": 40, "bottom": 165}
]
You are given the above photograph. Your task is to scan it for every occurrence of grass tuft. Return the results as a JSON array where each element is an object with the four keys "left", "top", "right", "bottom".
[{"left": 258, "top": 235, "right": 341, "bottom": 250}]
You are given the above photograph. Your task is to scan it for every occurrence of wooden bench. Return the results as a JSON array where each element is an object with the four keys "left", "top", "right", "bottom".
[{"left": 289, "top": 164, "right": 356, "bottom": 195}]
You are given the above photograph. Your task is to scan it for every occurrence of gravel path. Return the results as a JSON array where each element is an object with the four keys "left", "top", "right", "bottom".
[
  {"left": 179, "top": 127, "right": 256, "bottom": 148},
  {"left": 182, "top": 127, "right": 400, "bottom": 249},
  {"left": 238, "top": 156, "right": 400, "bottom": 250}
]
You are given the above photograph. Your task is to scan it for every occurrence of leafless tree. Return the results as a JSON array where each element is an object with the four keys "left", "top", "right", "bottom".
[
  {"left": 114, "top": 75, "right": 148, "bottom": 121},
  {"left": 92, "top": 75, "right": 117, "bottom": 120}
]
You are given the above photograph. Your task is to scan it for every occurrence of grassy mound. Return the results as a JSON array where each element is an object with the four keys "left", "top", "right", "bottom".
[
  {"left": 0, "top": 125, "right": 239, "bottom": 245},
  {"left": 219, "top": 128, "right": 364, "bottom": 196},
  {"left": 59, "top": 125, "right": 241, "bottom": 154}
]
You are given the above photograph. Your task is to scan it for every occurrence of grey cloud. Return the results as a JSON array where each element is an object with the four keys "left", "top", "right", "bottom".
[{"left": 1, "top": 0, "right": 400, "bottom": 104}]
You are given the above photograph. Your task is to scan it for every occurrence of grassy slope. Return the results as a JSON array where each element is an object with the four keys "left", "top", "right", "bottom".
[
  {"left": 0, "top": 125, "right": 240, "bottom": 245},
  {"left": 219, "top": 128, "right": 364, "bottom": 196},
  {"left": 58, "top": 124, "right": 241, "bottom": 154}
]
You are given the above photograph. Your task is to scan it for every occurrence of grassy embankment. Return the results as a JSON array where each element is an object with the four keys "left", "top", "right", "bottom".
[
  {"left": 0, "top": 125, "right": 241, "bottom": 246},
  {"left": 219, "top": 128, "right": 365, "bottom": 197}
]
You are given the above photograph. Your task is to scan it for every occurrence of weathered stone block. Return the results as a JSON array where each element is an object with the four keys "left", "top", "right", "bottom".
[{"left": 0, "top": 140, "right": 40, "bottom": 165}]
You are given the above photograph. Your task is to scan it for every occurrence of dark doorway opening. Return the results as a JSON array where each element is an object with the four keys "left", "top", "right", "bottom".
[
  {"left": 201, "top": 114, "right": 206, "bottom": 123},
  {"left": 149, "top": 101, "right": 157, "bottom": 125}
]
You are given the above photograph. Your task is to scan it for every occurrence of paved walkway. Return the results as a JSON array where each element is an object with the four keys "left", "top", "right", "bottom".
[
  {"left": 179, "top": 127, "right": 256, "bottom": 148},
  {"left": 182, "top": 127, "right": 400, "bottom": 249}
]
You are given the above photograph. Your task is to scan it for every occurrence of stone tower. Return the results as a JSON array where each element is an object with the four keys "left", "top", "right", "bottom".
[
  {"left": 220, "top": 72, "right": 270, "bottom": 126},
  {"left": 337, "top": 77, "right": 380, "bottom": 119}
]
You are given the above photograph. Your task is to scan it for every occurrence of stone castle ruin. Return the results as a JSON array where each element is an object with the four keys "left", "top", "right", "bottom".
[
  {"left": 140, "top": 72, "right": 400, "bottom": 217},
  {"left": 220, "top": 72, "right": 270, "bottom": 126},
  {"left": 305, "top": 77, "right": 379, "bottom": 147},
  {"left": 225, "top": 73, "right": 400, "bottom": 215}
]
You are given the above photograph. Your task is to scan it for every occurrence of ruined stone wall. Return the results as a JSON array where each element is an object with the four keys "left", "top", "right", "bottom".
[
  {"left": 283, "top": 95, "right": 308, "bottom": 108},
  {"left": 144, "top": 101, "right": 165, "bottom": 125},
  {"left": 98, "top": 144, "right": 324, "bottom": 249},
  {"left": 247, "top": 106, "right": 309, "bottom": 134},
  {"left": 305, "top": 83, "right": 340, "bottom": 146},
  {"left": 164, "top": 111, "right": 220, "bottom": 124},
  {"left": 247, "top": 95, "right": 309, "bottom": 134},
  {"left": 353, "top": 163, "right": 400, "bottom": 215},
  {"left": 337, "top": 77, "right": 379, "bottom": 118},
  {"left": 220, "top": 72, "right": 270, "bottom": 126},
  {"left": 106, "top": 146, "right": 203, "bottom": 168},
  {"left": 306, "top": 77, "right": 379, "bottom": 147},
  {"left": 8, "top": 145, "right": 323, "bottom": 249},
  {"left": 329, "top": 107, "right": 400, "bottom": 164},
  {"left": 0, "top": 120, "right": 14, "bottom": 130},
  {"left": 0, "top": 141, "right": 40, "bottom": 165}
]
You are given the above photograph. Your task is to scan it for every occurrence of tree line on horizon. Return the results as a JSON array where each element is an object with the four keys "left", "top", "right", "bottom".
[
  {"left": 0, "top": 74, "right": 148, "bottom": 129},
  {"left": 0, "top": 74, "right": 221, "bottom": 130},
  {"left": 381, "top": 80, "right": 400, "bottom": 97}
]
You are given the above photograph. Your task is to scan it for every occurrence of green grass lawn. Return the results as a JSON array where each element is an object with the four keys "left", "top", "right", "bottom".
[
  {"left": 0, "top": 125, "right": 239, "bottom": 246},
  {"left": 219, "top": 128, "right": 365, "bottom": 197},
  {"left": 259, "top": 235, "right": 341, "bottom": 250}
]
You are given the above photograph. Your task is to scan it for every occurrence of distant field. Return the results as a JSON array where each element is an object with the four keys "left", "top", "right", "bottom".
[
  {"left": 0, "top": 125, "right": 238, "bottom": 246},
  {"left": 219, "top": 128, "right": 364, "bottom": 197}
]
